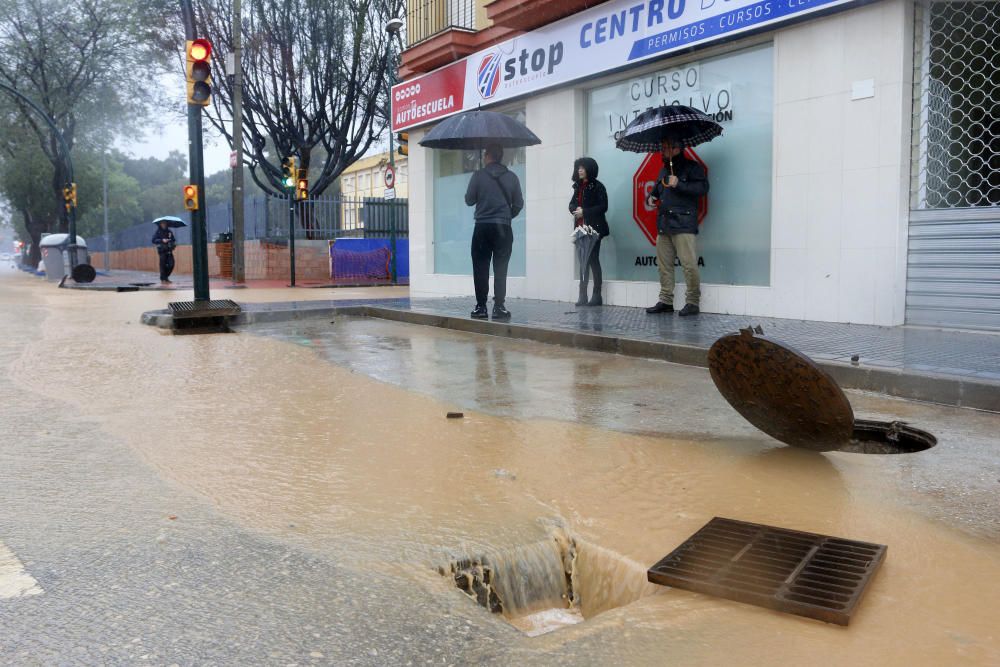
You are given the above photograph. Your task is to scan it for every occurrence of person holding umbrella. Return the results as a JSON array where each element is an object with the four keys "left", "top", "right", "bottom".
[
  {"left": 151, "top": 216, "right": 184, "bottom": 285},
  {"left": 419, "top": 109, "right": 540, "bottom": 321},
  {"left": 569, "top": 157, "right": 609, "bottom": 306},
  {"left": 645, "top": 136, "right": 708, "bottom": 316},
  {"left": 613, "top": 104, "right": 721, "bottom": 317},
  {"left": 465, "top": 144, "right": 524, "bottom": 320}
]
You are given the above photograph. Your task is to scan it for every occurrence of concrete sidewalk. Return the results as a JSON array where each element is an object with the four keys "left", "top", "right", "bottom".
[{"left": 142, "top": 296, "right": 1000, "bottom": 411}]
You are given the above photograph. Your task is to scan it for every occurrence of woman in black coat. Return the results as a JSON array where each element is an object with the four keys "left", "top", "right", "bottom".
[{"left": 569, "top": 157, "right": 610, "bottom": 306}]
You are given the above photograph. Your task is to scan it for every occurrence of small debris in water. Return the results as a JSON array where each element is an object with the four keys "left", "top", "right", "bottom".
[
  {"left": 447, "top": 412, "right": 464, "bottom": 419},
  {"left": 851, "top": 354, "right": 861, "bottom": 365},
  {"left": 493, "top": 469, "right": 516, "bottom": 481}
]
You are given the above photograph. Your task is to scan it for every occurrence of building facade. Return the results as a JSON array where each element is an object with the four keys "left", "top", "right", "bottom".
[
  {"left": 339, "top": 150, "right": 409, "bottom": 230},
  {"left": 394, "top": 0, "right": 1000, "bottom": 330}
]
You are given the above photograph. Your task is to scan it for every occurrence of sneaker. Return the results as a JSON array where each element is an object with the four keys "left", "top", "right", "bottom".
[
  {"left": 471, "top": 305, "right": 488, "bottom": 319},
  {"left": 678, "top": 303, "right": 700, "bottom": 317},
  {"left": 492, "top": 305, "right": 511, "bottom": 320},
  {"left": 645, "top": 302, "right": 673, "bottom": 314}
]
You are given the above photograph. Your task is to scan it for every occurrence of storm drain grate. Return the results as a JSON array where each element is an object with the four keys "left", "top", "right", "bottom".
[
  {"left": 647, "top": 517, "right": 886, "bottom": 625},
  {"left": 168, "top": 299, "right": 241, "bottom": 319}
]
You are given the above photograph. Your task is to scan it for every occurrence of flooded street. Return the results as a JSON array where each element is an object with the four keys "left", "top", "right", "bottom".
[{"left": 2, "top": 269, "right": 999, "bottom": 665}]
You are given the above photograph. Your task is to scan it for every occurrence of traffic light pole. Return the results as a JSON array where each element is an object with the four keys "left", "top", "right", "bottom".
[
  {"left": 182, "top": 0, "right": 211, "bottom": 302},
  {"left": 288, "top": 192, "right": 296, "bottom": 287}
]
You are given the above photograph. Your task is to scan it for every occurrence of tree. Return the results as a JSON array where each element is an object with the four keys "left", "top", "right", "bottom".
[
  {"left": 194, "top": 0, "right": 399, "bottom": 199},
  {"left": 0, "top": 0, "right": 171, "bottom": 264}
]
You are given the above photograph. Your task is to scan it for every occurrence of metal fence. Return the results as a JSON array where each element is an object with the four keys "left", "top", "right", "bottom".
[
  {"left": 407, "top": 0, "right": 477, "bottom": 45},
  {"left": 89, "top": 195, "right": 408, "bottom": 253},
  {"left": 910, "top": 0, "right": 1000, "bottom": 210}
]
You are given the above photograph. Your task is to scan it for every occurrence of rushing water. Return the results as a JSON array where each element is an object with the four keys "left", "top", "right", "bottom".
[{"left": 5, "top": 276, "right": 1000, "bottom": 664}]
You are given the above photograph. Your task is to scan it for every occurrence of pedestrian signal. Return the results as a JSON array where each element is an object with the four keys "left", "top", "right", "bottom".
[
  {"left": 296, "top": 177, "right": 308, "bottom": 201},
  {"left": 183, "top": 184, "right": 199, "bottom": 211},
  {"left": 396, "top": 132, "right": 409, "bottom": 157},
  {"left": 186, "top": 39, "right": 213, "bottom": 106}
]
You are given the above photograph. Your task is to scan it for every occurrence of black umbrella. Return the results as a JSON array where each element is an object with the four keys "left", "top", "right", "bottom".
[
  {"left": 614, "top": 104, "right": 722, "bottom": 153},
  {"left": 419, "top": 110, "right": 541, "bottom": 150}
]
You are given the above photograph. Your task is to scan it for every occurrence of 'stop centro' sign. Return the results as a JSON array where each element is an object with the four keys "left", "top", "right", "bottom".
[{"left": 391, "top": 0, "right": 869, "bottom": 132}]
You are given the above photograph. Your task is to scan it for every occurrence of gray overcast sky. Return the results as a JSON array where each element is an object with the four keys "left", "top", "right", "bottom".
[
  {"left": 120, "top": 75, "right": 232, "bottom": 176},
  {"left": 120, "top": 75, "right": 390, "bottom": 178}
]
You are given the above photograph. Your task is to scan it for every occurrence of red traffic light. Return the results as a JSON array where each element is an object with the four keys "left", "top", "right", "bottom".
[{"left": 189, "top": 39, "right": 211, "bottom": 62}]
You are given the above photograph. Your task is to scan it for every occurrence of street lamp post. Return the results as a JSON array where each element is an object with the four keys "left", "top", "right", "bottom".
[{"left": 385, "top": 16, "right": 403, "bottom": 285}]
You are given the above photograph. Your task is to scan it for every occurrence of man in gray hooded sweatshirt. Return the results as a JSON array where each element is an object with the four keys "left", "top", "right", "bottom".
[{"left": 465, "top": 144, "right": 524, "bottom": 320}]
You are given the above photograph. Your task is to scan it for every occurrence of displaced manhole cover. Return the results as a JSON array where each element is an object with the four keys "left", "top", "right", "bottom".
[
  {"left": 647, "top": 517, "right": 886, "bottom": 626},
  {"left": 708, "top": 328, "right": 937, "bottom": 453},
  {"left": 708, "top": 329, "right": 854, "bottom": 451}
]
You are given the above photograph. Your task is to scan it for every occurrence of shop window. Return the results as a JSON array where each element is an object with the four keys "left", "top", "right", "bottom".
[
  {"left": 586, "top": 44, "right": 773, "bottom": 286},
  {"left": 432, "top": 108, "right": 527, "bottom": 276}
]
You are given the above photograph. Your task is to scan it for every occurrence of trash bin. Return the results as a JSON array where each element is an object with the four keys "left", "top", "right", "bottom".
[{"left": 38, "top": 233, "right": 92, "bottom": 282}]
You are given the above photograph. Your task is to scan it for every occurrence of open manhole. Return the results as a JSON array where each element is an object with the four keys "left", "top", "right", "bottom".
[
  {"left": 708, "top": 328, "right": 937, "bottom": 454},
  {"left": 647, "top": 517, "right": 886, "bottom": 625},
  {"left": 439, "top": 530, "right": 658, "bottom": 637}
]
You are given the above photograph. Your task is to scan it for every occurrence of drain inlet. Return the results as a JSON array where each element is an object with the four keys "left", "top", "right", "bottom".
[{"left": 440, "top": 530, "right": 657, "bottom": 636}]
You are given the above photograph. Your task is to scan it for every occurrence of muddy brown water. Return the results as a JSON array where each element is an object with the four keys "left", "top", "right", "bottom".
[{"left": 4, "top": 275, "right": 1000, "bottom": 664}]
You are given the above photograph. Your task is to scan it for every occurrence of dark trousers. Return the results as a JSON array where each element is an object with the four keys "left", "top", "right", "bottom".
[
  {"left": 581, "top": 237, "right": 603, "bottom": 292},
  {"left": 471, "top": 223, "right": 514, "bottom": 308},
  {"left": 159, "top": 252, "right": 175, "bottom": 281}
]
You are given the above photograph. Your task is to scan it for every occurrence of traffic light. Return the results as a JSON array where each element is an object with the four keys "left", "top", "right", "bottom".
[
  {"left": 396, "top": 132, "right": 409, "bottom": 156},
  {"left": 281, "top": 157, "right": 297, "bottom": 189},
  {"left": 185, "top": 39, "right": 213, "bottom": 106},
  {"left": 62, "top": 183, "right": 77, "bottom": 211},
  {"left": 183, "top": 184, "right": 199, "bottom": 211},
  {"left": 296, "top": 176, "right": 308, "bottom": 201}
]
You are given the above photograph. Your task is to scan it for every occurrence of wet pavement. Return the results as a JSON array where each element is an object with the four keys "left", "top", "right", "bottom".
[{"left": 2, "top": 267, "right": 1000, "bottom": 665}]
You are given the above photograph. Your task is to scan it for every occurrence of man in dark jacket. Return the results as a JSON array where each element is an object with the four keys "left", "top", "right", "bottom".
[
  {"left": 645, "top": 138, "right": 709, "bottom": 316},
  {"left": 152, "top": 221, "right": 177, "bottom": 284},
  {"left": 465, "top": 144, "right": 524, "bottom": 320}
]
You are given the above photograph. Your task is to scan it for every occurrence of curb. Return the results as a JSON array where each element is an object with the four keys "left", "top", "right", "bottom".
[{"left": 141, "top": 303, "right": 1000, "bottom": 413}]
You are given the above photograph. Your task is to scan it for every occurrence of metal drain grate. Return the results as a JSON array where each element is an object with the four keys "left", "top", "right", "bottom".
[
  {"left": 168, "top": 299, "right": 241, "bottom": 319},
  {"left": 647, "top": 517, "right": 886, "bottom": 625}
]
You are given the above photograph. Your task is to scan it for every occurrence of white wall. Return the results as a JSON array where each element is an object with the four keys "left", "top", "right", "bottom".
[{"left": 408, "top": 0, "right": 914, "bottom": 326}]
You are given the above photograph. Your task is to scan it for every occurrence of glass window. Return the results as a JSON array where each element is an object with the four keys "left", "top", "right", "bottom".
[
  {"left": 432, "top": 108, "right": 527, "bottom": 276},
  {"left": 399, "top": 164, "right": 408, "bottom": 183},
  {"left": 360, "top": 172, "right": 370, "bottom": 191},
  {"left": 342, "top": 175, "right": 354, "bottom": 193},
  {"left": 586, "top": 44, "right": 773, "bottom": 285}
]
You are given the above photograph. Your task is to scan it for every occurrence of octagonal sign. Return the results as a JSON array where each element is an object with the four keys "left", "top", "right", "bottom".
[{"left": 632, "top": 149, "right": 709, "bottom": 246}]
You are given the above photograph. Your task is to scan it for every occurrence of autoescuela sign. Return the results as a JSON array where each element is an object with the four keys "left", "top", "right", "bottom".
[{"left": 391, "top": 0, "right": 868, "bottom": 131}]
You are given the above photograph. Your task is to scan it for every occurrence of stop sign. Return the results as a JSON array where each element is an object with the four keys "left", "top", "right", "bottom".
[{"left": 632, "top": 149, "right": 709, "bottom": 246}]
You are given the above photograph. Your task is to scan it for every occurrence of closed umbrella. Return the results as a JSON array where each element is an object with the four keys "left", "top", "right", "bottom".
[
  {"left": 419, "top": 109, "right": 541, "bottom": 150},
  {"left": 571, "top": 225, "right": 601, "bottom": 283}
]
